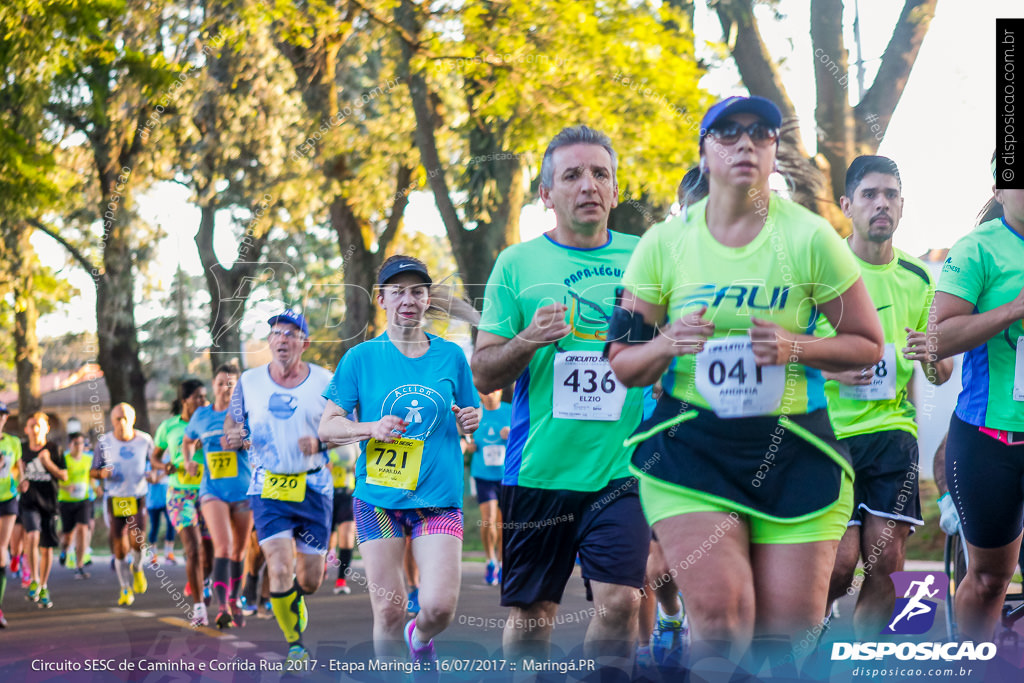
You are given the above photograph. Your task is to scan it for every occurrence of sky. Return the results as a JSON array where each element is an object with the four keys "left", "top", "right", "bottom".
[{"left": 35, "top": 0, "right": 1022, "bottom": 337}]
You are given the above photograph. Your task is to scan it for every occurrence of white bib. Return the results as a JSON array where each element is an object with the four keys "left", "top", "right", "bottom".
[
  {"left": 482, "top": 445, "right": 506, "bottom": 467},
  {"left": 552, "top": 351, "right": 628, "bottom": 421},
  {"left": 695, "top": 337, "right": 785, "bottom": 418},
  {"left": 839, "top": 343, "right": 898, "bottom": 401},
  {"left": 1014, "top": 337, "right": 1024, "bottom": 402}
]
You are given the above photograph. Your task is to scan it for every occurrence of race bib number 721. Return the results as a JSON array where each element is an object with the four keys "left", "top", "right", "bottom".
[{"left": 552, "top": 351, "right": 628, "bottom": 421}]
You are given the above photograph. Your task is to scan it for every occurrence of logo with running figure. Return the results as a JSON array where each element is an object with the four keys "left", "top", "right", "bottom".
[
  {"left": 381, "top": 385, "right": 446, "bottom": 440},
  {"left": 883, "top": 571, "right": 948, "bottom": 635}
]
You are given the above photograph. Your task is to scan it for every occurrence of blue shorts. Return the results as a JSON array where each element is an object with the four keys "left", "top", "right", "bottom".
[
  {"left": 474, "top": 477, "right": 502, "bottom": 505},
  {"left": 251, "top": 489, "right": 332, "bottom": 556}
]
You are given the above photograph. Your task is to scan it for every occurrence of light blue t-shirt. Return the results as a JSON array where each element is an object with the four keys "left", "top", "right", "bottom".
[
  {"left": 470, "top": 403, "right": 512, "bottom": 482},
  {"left": 187, "top": 405, "right": 251, "bottom": 503},
  {"left": 325, "top": 332, "right": 480, "bottom": 510}
]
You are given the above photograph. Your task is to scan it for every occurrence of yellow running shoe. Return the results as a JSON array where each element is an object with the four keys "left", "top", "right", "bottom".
[
  {"left": 118, "top": 588, "right": 135, "bottom": 606},
  {"left": 133, "top": 569, "right": 148, "bottom": 594}
]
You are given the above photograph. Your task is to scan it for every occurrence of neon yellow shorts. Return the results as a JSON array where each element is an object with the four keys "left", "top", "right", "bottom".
[{"left": 637, "top": 470, "right": 854, "bottom": 545}]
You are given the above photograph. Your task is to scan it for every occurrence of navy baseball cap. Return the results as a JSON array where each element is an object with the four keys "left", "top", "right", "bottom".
[
  {"left": 377, "top": 258, "right": 432, "bottom": 287},
  {"left": 700, "top": 96, "right": 783, "bottom": 142},
  {"left": 267, "top": 309, "right": 309, "bottom": 336},
  {"left": 0, "top": 401, "right": 8, "bottom": 414}
]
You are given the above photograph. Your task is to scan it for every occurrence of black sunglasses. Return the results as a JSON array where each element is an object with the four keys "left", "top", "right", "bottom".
[{"left": 707, "top": 121, "right": 780, "bottom": 146}]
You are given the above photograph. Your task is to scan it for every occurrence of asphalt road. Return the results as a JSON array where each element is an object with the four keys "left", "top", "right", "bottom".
[{"left": 2, "top": 557, "right": 1024, "bottom": 682}]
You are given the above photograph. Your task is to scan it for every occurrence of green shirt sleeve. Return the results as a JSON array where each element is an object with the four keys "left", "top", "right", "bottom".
[
  {"left": 621, "top": 222, "right": 669, "bottom": 306},
  {"left": 809, "top": 223, "right": 861, "bottom": 305},
  {"left": 937, "top": 234, "right": 985, "bottom": 305},
  {"left": 155, "top": 420, "right": 168, "bottom": 450},
  {"left": 478, "top": 249, "right": 523, "bottom": 340}
]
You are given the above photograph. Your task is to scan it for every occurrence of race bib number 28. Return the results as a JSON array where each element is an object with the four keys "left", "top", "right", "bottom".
[
  {"left": 839, "top": 343, "right": 898, "bottom": 401},
  {"left": 695, "top": 337, "right": 785, "bottom": 418},
  {"left": 552, "top": 351, "right": 628, "bottom": 421}
]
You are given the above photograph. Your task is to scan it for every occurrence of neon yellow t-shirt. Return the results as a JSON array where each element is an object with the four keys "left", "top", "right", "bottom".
[
  {"left": 59, "top": 452, "right": 94, "bottom": 503},
  {"left": 621, "top": 195, "right": 861, "bottom": 416},
  {"left": 821, "top": 247, "right": 933, "bottom": 438},
  {"left": 0, "top": 434, "right": 22, "bottom": 502}
]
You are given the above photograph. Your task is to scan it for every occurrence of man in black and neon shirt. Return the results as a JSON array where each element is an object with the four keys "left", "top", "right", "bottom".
[{"left": 823, "top": 156, "right": 953, "bottom": 638}]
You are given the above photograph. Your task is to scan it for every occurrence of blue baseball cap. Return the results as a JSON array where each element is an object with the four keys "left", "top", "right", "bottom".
[
  {"left": 0, "top": 401, "right": 8, "bottom": 414},
  {"left": 699, "top": 96, "right": 783, "bottom": 143},
  {"left": 377, "top": 257, "right": 432, "bottom": 287},
  {"left": 267, "top": 309, "right": 309, "bottom": 336}
]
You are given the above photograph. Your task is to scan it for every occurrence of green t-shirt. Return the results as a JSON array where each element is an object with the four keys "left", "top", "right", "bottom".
[
  {"left": 59, "top": 452, "right": 94, "bottom": 503},
  {"left": 156, "top": 415, "right": 203, "bottom": 491},
  {"left": 937, "top": 218, "right": 1024, "bottom": 431},
  {"left": 0, "top": 433, "right": 22, "bottom": 502},
  {"left": 622, "top": 196, "right": 860, "bottom": 416},
  {"left": 478, "top": 230, "right": 644, "bottom": 491},
  {"left": 821, "top": 247, "right": 933, "bottom": 438}
]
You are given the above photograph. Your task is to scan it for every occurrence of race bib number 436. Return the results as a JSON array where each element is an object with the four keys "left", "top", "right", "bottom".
[
  {"left": 552, "top": 351, "right": 628, "bottom": 421},
  {"left": 695, "top": 337, "right": 785, "bottom": 418}
]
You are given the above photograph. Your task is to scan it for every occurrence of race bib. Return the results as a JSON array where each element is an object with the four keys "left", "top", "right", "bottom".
[
  {"left": 366, "top": 438, "right": 424, "bottom": 490},
  {"left": 695, "top": 337, "right": 785, "bottom": 418},
  {"left": 177, "top": 463, "right": 203, "bottom": 488},
  {"left": 332, "top": 465, "right": 350, "bottom": 489},
  {"left": 1015, "top": 338, "right": 1024, "bottom": 402},
  {"left": 65, "top": 482, "right": 88, "bottom": 500},
  {"left": 839, "top": 343, "right": 898, "bottom": 401},
  {"left": 0, "top": 457, "right": 10, "bottom": 482},
  {"left": 112, "top": 496, "right": 138, "bottom": 517},
  {"left": 206, "top": 451, "right": 237, "bottom": 480},
  {"left": 482, "top": 445, "right": 506, "bottom": 467},
  {"left": 262, "top": 472, "right": 306, "bottom": 502},
  {"left": 552, "top": 351, "right": 628, "bottom": 421}
]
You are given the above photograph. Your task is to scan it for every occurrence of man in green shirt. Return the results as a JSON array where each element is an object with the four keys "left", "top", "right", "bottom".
[
  {"left": 58, "top": 433, "right": 94, "bottom": 578},
  {"left": 823, "top": 156, "right": 953, "bottom": 638},
  {"left": 473, "top": 125, "right": 647, "bottom": 665}
]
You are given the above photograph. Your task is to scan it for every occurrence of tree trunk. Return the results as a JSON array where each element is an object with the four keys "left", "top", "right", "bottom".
[
  {"left": 811, "top": 0, "right": 855, "bottom": 204},
  {"left": 94, "top": 166, "right": 150, "bottom": 433},
  {"left": 3, "top": 222, "right": 42, "bottom": 417}
]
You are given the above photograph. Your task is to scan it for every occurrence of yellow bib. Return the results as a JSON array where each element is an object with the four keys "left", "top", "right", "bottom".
[
  {"left": 365, "top": 438, "right": 424, "bottom": 490},
  {"left": 261, "top": 472, "right": 306, "bottom": 502},
  {"left": 112, "top": 496, "right": 138, "bottom": 518},
  {"left": 207, "top": 451, "right": 238, "bottom": 480},
  {"left": 178, "top": 463, "right": 204, "bottom": 488}
]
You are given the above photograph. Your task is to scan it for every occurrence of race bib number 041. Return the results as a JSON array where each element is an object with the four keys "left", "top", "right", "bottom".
[
  {"left": 695, "top": 337, "right": 785, "bottom": 418},
  {"left": 839, "top": 343, "right": 898, "bottom": 401},
  {"left": 366, "top": 438, "right": 424, "bottom": 490},
  {"left": 552, "top": 351, "right": 628, "bottom": 421}
]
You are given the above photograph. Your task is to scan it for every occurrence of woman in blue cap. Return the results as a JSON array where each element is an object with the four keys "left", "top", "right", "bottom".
[{"left": 607, "top": 96, "right": 883, "bottom": 670}]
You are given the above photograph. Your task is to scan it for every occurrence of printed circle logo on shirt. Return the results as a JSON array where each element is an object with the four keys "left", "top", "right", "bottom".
[
  {"left": 119, "top": 447, "right": 135, "bottom": 459},
  {"left": 382, "top": 385, "right": 445, "bottom": 440},
  {"left": 267, "top": 393, "right": 299, "bottom": 420}
]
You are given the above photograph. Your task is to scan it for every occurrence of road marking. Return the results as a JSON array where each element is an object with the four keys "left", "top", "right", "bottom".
[
  {"left": 158, "top": 616, "right": 233, "bottom": 638},
  {"left": 231, "top": 641, "right": 257, "bottom": 649}
]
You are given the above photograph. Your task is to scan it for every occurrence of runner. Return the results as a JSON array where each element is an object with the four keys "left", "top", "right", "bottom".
[
  {"left": 224, "top": 309, "right": 332, "bottom": 664},
  {"left": 930, "top": 160, "right": 1024, "bottom": 642},
  {"left": 19, "top": 412, "right": 66, "bottom": 609},
  {"left": 153, "top": 379, "right": 212, "bottom": 625},
  {"left": 327, "top": 442, "right": 357, "bottom": 595},
  {"left": 145, "top": 439, "right": 176, "bottom": 566},
  {"left": 0, "top": 401, "right": 23, "bottom": 627},
  {"left": 58, "top": 432, "right": 94, "bottom": 579},
  {"left": 183, "top": 360, "right": 252, "bottom": 629},
  {"left": 472, "top": 126, "right": 649, "bottom": 667},
  {"left": 462, "top": 388, "right": 510, "bottom": 585},
  {"left": 822, "top": 156, "right": 953, "bottom": 638},
  {"left": 606, "top": 96, "right": 884, "bottom": 673},
  {"left": 319, "top": 255, "right": 480, "bottom": 666},
  {"left": 91, "top": 403, "right": 152, "bottom": 606}
]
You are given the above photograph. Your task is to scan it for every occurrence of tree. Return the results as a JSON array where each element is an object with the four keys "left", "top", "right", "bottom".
[
  {"left": 30, "top": 0, "right": 199, "bottom": 432},
  {"left": 712, "top": 0, "right": 938, "bottom": 228},
  {"left": 391, "top": 0, "right": 710, "bottom": 306},
  {"left": 172, "top": 1, "right": 312, "bottom": 374}
]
